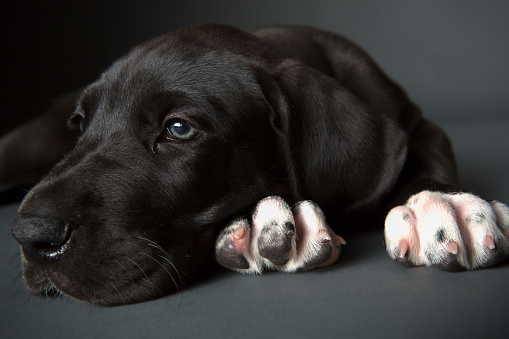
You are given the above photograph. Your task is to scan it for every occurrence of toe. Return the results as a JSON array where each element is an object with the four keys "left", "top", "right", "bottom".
[
  {"left": 258, "top": 222, "right": 296, "bottom": 266},
  {"left": 317, "top": 245, "right": 342, "bottom": 268},
  {"left": 216, "top": 240, "right": 251, "bottom": 270},
  {"left": 433, "top": 252, "right": 463, "bottom": 271},
  {"left": 300, "top": 230, "right": 345, "bottom": 270},
  {"left": 215, "top": 218, "right": 256, "bottom": 272}
]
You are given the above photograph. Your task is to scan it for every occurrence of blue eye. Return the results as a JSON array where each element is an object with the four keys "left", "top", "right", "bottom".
[{"left": 165, "top": 120, "right": 200, "bottom": 141}]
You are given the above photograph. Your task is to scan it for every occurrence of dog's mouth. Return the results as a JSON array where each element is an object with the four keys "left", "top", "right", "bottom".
[
  {"left": 19, "top": 233, "right": 189, "bottom": 306},
  {"left": 23, "top": 267, "right": 66, "bottom": 299},
  {"left": 21, "top": 259, "right": 183, "bottom": 306}
]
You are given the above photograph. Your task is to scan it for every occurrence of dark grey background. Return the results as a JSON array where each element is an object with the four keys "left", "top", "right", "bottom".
[
  {"left": 2, "top": 0, "right": 509, "bottom": 135},
  {"left": 1, "top": 1, "right": 509, "bottom": 338}
]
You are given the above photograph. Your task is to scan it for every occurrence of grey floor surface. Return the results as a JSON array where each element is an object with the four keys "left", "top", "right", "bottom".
[{"left": 1, "top": 120, "right": 509, "bottom": 339}]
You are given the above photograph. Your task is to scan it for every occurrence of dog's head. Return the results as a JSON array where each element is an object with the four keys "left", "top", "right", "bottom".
[{"left": 11, "top": 24, "right": 406, "bottom": 305}]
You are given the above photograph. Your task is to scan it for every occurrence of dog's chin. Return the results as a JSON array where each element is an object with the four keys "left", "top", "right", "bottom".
[{"left": 21, "top": 258, "right": 183, "bottom": 306}]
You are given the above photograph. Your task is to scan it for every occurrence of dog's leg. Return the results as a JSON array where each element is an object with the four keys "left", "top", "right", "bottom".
[
  {"left": 215, "top": 196, "right": 345, "bottom": 273},
  {"left": 384, "top": 119, "right": 509, "bottom": 270}
]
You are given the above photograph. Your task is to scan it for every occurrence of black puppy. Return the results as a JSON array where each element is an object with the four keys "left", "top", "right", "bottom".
[{"left": 2, "top": 24, "right": 508, "bottom": 305}]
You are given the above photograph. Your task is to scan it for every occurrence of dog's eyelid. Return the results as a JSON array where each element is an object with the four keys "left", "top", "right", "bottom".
[
  {"left": 160, "top": 109, "right": 208, "bottom": 132},
  {"left": 162, "top": 108, "right": 200, "bottom": 125}
]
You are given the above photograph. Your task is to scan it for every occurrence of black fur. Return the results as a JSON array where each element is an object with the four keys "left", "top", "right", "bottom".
[{"left": 4, "top": 24, "right": 462, "bottom": 305}]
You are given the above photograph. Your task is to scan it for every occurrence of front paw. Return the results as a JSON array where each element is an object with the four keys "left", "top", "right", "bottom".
[
  {"left": 384, "top": 191, "right": 509, "bottom": 270},
  {"left": 215, "top": 196, "right": 345, "bottom": 274}
]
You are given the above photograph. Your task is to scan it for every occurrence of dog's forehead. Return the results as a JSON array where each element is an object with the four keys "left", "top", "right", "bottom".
[
  {"left": 81, "top": 29, "right": 267, "bottom": 120},
  {"left": 76, "top": 27, "right": 277, "bottom": 140},
  {"left": 107, "top": 25, "right": 269, "bottom": 92}
]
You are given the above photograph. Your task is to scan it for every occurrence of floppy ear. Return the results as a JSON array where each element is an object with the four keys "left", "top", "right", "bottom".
[{"left": 266, "top": 60, "right": 408, "bottom": 214}]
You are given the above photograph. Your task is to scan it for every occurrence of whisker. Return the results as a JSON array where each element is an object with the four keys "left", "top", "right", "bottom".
[
  {"left": 140, "top": 252, "right": 179, "bottom": 292},
  {"left": 156, "top": 254, "right": 183, "bottom": 289},
  {"left": 126, "top": 257, "right": 150, "bottom": 281},
  {"left": 125, "top": 257, "right": 157, "bottom": 298},
  {"left": 106, "top": 280, "right": 126, "bottom": 305},
  {"left": 139, "top": 251, "right": 184, "bottom": 307},
  {"left": 15, "top": 186, "right": 30, "bottom": 193},
  {"left": 43, "top": 282, "right": 56, "bottom": 299},
  {"left": 137, "top": 236, "right": 183, "bottom": 288},
  {"left": 114, "top": 259, "right": 135, "bottom": 285},
  {"left": 114, "top": 258, "right": 161, "bottom": 300}
]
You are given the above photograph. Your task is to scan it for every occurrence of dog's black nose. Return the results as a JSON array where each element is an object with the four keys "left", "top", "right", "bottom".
[{"left": 11, "top": 216, "right": 73, "bottom": 262}]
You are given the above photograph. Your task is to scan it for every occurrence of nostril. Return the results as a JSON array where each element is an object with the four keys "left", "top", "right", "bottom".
[
  {"left": 33, "top": 224, "right": 71, "bottom": 252},
  {"left": 12, "top": 216, "right": 73, "bottom": 262}
]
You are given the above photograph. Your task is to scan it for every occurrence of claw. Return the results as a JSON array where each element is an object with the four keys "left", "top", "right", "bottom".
[
  {"left": 234, "top": 226, "right": 246, "bottom": 240},
  {"left": 333, "top": 234, "right": 346, "bottom": 247},
  {"left": 484, "top": 236, "right": 495, "bottom": 250},
  {"left": 398, "top": 239, "right": 409, "bottom": 259},
  {"left": 446, "top": 241, "right": 458, "bottom": 255},
  {"left": 318, "top": 230, "right": 345, "bottom": 246}
]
